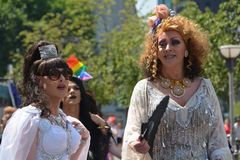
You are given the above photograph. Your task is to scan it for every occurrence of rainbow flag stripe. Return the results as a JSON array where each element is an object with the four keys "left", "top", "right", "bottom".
[{"left": 66, "top": 55, "right": 93, "bottom": 81}]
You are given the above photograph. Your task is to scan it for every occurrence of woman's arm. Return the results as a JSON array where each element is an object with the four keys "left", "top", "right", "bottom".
[
  {"left": 70, "top": 135, "right": 91, "bottom": 160},
  {"left": 89, "top": 112, "right": 110, "bottom": 135},
  {"left": 68, "top": 116, "right": 90, "bottom": 160},
  {"left": 109, "top": 137, "right": 122, "bottom": 158},
  {"left": 206, "top": 80, "right": 232, "bottom": 160},
  {"left": 0, "top": 107, "right": 40, "bottom": 159},
  {"left": 27, "top": 130, "right": 39, "bottom": 160},
  {"left": 122, "top": 79, "right": 151, "bottom": 159}
]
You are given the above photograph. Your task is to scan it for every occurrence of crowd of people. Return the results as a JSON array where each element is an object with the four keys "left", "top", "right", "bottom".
[{"left": 0, "top": 3, "right": 233, "bottom": 160}]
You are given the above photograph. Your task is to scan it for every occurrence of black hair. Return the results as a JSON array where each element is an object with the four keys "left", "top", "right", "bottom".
[{"left": 68, "top": 77, "right": 111, "bottom": 160}]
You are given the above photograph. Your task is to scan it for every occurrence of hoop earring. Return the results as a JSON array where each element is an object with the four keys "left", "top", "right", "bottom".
[{"left": 184, "top": 50, "right": 189, "bottom": 57}]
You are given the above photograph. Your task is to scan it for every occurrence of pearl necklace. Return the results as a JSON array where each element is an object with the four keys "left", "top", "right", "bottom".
[{"left": 158, "top": 75, "right": 192, "bottom": 98}]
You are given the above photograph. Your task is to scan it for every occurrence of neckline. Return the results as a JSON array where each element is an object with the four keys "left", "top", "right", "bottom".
[{"left": 148, "top": 78, "right": 204, "bottom": 108}]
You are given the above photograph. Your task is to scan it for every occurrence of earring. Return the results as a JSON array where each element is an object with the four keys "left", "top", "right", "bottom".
[
  {"left": 184, "top": 50, "right": 189, "bottom": 57},
  {"left": 34, "top": 86, "right": 40, "bottom": 95},
  {"left": 187, "top": 59, "right": 192, "bottom": 71}
]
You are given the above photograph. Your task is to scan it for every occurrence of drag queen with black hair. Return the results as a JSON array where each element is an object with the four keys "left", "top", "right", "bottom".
[
  {"left": 0, "top": 41, "right": 90, "bottom": 160},
  {"left": 61, "top": 76, "right": 121, "bottom": 160}
]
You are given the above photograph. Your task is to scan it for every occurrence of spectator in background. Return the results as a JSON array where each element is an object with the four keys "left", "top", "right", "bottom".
[
  {"left": 224, "top": 117, "right": 230, "bottom": 136},
  {"left": 0, "top": 106, "right": 17, "bottom": 130},
  {"left": 106, "top": 116, "right": 122, "bottom": 160},
  {"left": 116, "top": 122, "right": 124, "bottom": 146},
  {"left": 224, "top": 117, "right": 233, "bottom": 153},
  {"left": 234, "top": 116, "right": 240, "bottom": 151},
  {"left": 0, "top": 106, "right": 17, "bottom": 143},
  {"left": 107, "top": 115, "right": 118, "bottom": 140},
  {"left": 234, "top": 117, "right": 240, "bottom": 140}
]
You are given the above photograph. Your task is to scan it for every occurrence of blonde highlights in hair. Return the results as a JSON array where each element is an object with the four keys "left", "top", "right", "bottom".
[{"left": 140, "top": 15, "right": 209, "bottom": 79}]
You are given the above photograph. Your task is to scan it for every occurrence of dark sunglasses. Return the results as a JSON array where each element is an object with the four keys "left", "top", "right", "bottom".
[{"left": 45, "top": 68, "right": 73, "bottom": 81}]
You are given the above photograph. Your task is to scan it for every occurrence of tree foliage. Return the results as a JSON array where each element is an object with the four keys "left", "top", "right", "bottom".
[
  {"left": 2, "top": 0, "right": 240, "bottom": 108},
  {"left": 0, "top": 0, "right": 25, "bottom": 76},
  {"left": 0, "top": 0, "right": 54, "bottom": 76},
  {"left": 88, "top": 0, "right": 145, "bottom": 106},
  {"left": 180, "top": 1, "right": 240, "bottom": 103},
  {"left": 10, "top": 0, "right": 97, "bottom": 86}
]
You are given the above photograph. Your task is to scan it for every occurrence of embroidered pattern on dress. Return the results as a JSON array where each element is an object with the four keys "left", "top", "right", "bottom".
[
  {"left": 38, "top": 113, "right": 74, "bottom": 160},
  {"left": 147, "top": 79, "right": 220, "bottom": 159}
]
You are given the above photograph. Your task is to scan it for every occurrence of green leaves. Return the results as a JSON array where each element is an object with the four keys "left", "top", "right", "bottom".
[
  {"left": 4, "top": 0, "right": 97, "bottom": 95},
  {"left": 180, "top": 1, "right": 240, "bottom": 102},
  {"left": 87, "top": 0, "right": 145, "bottom": 106},
  {"left": 2, "top": 0, "right": 240, "bottom": 108}
]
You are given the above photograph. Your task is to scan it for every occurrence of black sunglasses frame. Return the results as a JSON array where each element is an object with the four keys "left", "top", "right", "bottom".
[{"left": 45, "top": 68, "right": 73, "bottom": 81}]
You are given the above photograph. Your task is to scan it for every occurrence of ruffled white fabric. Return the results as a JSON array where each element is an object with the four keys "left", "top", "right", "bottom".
[
  {"left": 0, "top": 105, "right": 90, "bottom": 160},
  {"left": 0, "top": 106, "right": 40, "bottom": 160},
  {"left": 122, "top": 78, "right": 232, "bottom": 160}
]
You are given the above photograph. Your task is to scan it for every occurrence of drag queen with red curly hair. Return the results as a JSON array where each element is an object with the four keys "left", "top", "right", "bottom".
[{"left": 122, "top": 4, "right": 231, "bottom": 160}]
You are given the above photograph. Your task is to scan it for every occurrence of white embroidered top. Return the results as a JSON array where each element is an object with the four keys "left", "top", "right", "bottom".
[
  {"left": 122, "top": 78, "right": 232, "bottom": 160},
  {"left": 0, "top": 105, "right": 90, "bottom": 160}
]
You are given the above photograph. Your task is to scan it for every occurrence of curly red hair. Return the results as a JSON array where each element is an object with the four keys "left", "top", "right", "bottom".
[{"left": 140, "top": 15, "right": 209, "bottom": 79}]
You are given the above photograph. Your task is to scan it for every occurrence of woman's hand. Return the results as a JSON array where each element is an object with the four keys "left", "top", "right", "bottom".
[
  {"left": 154, "top": 4, "right": 169, "bottom": 19},
  {"left": 89, "top": 112, "right": 110, "bottom": 135},
  {"left": 89, "top": 112, "right": 105, "bottom": 126},
  {"left": 147, "top": 4, "right": 169, "bottom": 28},
  {"left": 132, "top": 139, "right": 150, "bottom": 154},
  {"left": 72, "top": 121, "right": 89, "bottom": 140},
  {"left": 79, "top": 127, "right": 89, "bottom": 140}
]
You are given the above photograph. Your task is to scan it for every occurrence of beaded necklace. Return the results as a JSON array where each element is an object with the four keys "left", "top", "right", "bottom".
[{"left": 48, "top": 112, "right": 67, "bottom": 129}]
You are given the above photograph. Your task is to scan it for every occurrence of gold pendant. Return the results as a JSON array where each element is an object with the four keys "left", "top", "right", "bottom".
[
  {"left": 171, "top": 85, "right": 185, "bottom": 98},
  {"left": 158, "top": 76, "right": 192, "bottom": 98}
]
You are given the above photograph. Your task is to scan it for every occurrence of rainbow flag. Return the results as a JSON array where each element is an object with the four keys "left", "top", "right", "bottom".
[
  {"left": 66, "top": 55, "right": 93, "bottom": 81},
  {"left": 79, "top": 71, "right": 93, "bottom": 81}
]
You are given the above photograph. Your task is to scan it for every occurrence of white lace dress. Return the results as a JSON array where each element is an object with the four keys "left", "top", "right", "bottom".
[
  {"left": 0, "top": 105, "right": 90, "bottom": 160},
  {"left": 122, "top": 78, "right": 232, "bottom": 160}
]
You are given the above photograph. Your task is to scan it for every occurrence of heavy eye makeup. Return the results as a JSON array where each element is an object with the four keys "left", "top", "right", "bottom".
[
  {"left": 158, "top": 38, "right": 182, "bottom": 48},
  {"left": 171, "top": 39, "right": 181, "bottom": 45},
  {"left": 159, "top": 40, "right": 167, "bottom": 48},
  {"left": 68, "top": 85, "right": 80, "bottom": 91},
  {"left": 73, "top": 86, "right": 80, "bottom": 90}
]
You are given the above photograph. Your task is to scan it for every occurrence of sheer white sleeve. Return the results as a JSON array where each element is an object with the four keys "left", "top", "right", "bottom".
[
  {"left": 0, "top": 106, "right": 40, "bottom": 160},
  {"left": 122, "top": 79, "right": 151, "bottom": 160},
  {"left": 205, "top": 80, "right": 232, "bottom": 160}
]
